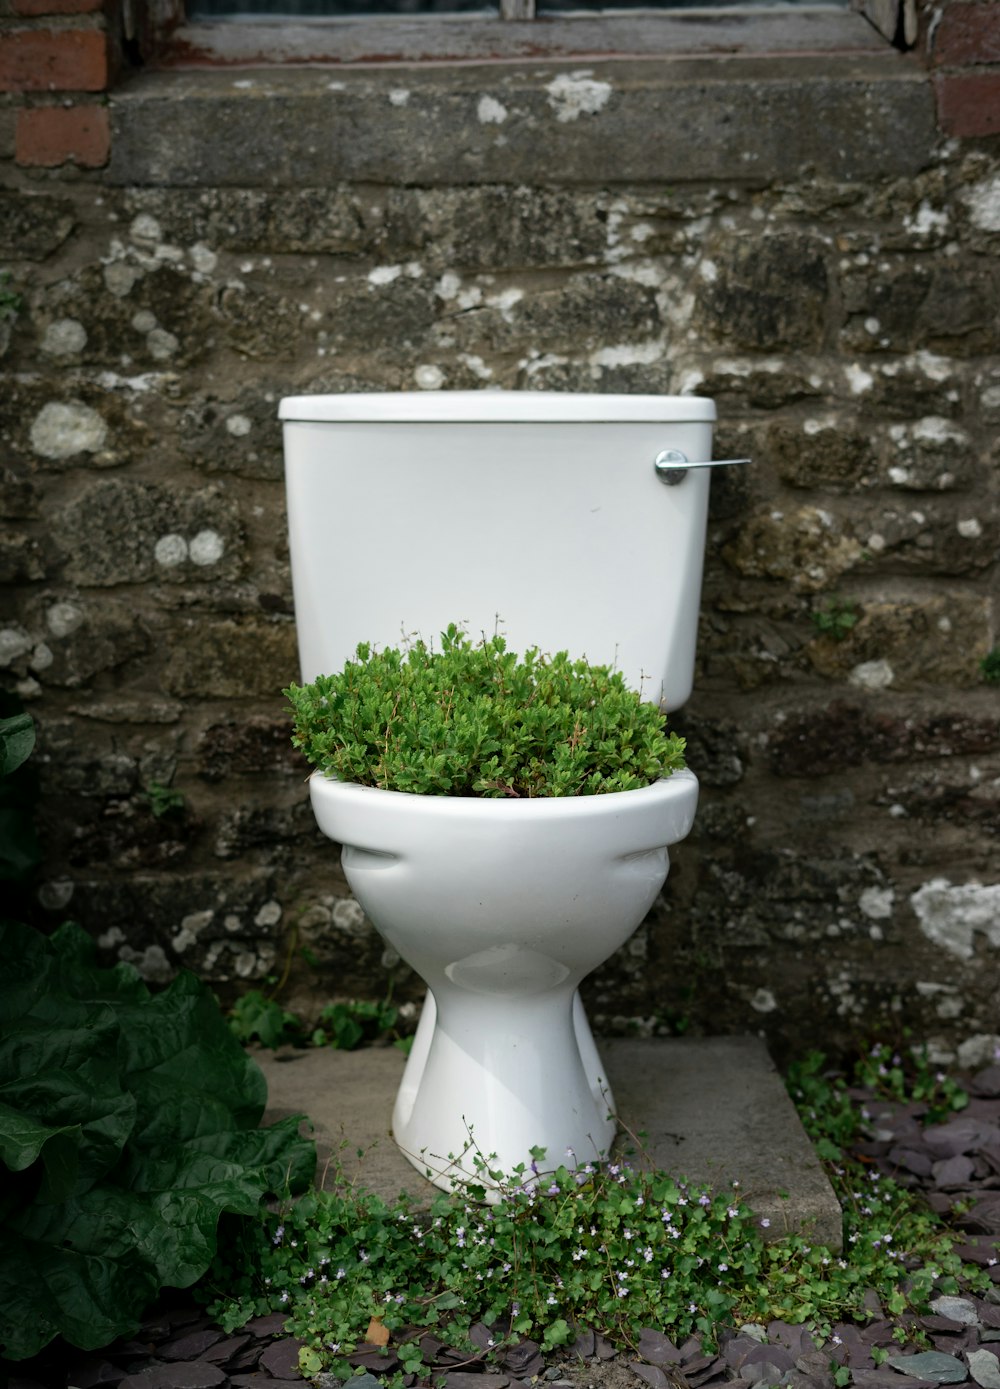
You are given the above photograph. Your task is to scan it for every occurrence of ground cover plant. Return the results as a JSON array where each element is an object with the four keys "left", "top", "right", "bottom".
[
  {"left": 285, "top": 624, "right": 687, "bottom": 798},
  {"left": 230, "top": 988, "right": 406, "bottom": 1052},
  {"left": 197, "top": 1042, "right": 994, "bottom": 1384}
]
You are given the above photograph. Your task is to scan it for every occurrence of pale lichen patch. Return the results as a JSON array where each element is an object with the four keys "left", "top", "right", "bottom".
[
  {"left": 30, "top": 401, "right": 107, "bottom": 461},
  {"left": 911, "top": 878, "right": 1000, "bottom": 961},
  {"left": 414, "top": 363, "right": 445, "bottom": 390},
  {"left": 41, "top": 318, "right": 87, "bottom": 357},
  {"left": 545, "top": 71, "right": 612, "bottom": 123},
  {"left": 155, "top": 534, "right": 188, "bottom": 567},
  {"left": 189, "top": 529, "right": 225, "bottom": 566},
  {"left": 477, "top": 95, "right": 508, "bottom": 124},
  {"left": 962, "top": 173, "right": 1000, "bottom": 232}
]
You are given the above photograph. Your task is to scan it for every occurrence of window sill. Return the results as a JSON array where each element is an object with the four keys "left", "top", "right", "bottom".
[
  {"left": 162, "top": 6, "right": 890, "bottom": 66},
  {"left": 107, "top": 32, "right": 935, "bottom": 189}
]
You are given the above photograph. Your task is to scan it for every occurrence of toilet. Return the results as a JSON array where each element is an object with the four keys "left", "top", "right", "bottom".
[{"left": 280, "top": 391, "right": 742, "bottom": 1190}]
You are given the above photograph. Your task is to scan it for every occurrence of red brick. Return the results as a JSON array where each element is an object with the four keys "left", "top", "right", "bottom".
[
  {"left": 15, "top": 102, "right": 109, "bottom": 166},
  {"left": 934, "top": 3, "right": 1000, "bottom": 67},
  {"left": 934, "top": 70, "right": 1000, "bottom": 136},
  {"left": 0, "top": 28, "right": 108, "bottom": 93}
]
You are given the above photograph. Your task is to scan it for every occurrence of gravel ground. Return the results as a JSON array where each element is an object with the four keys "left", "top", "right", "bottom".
[{"left": 6, "top": 1065, "right": 1000, "bottom": 1389}]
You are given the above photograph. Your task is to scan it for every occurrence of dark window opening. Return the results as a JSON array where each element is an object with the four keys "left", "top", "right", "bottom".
[{"left": 188, "top": 0, "right": 847, "bottom": 22}]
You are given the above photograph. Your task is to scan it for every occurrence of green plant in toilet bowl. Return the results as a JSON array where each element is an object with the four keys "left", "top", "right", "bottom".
[{"left": 284, "top": 623, "right": 686, "bottom": 797}]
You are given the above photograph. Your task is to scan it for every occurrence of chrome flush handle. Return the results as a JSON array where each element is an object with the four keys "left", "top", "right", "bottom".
[{"left": 654, "top": 450, "right": 752, "bottom": 485}]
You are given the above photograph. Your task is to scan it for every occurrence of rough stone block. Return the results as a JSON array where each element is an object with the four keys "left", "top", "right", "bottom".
[
  {"left": 696, "top": 232, "right": 828, "bottom": 351},
  {"left": 17, "top": 593, "right": 150, "bottom": 689},
  {"left": 125, "top": 187, "right": 370, "bottom": 256},
  {"left": 0, "top": 191, "right": 76, "bottom": 259},
  {"left": 0, "top": 531, "right": 47, "bottom": 582},
  {"left": 195, "top": 715, "right": 305, "bottom": 782},
  {"left": 51, "top": 479, "right": 243, "bottom": 587},
  {"left": 379, "top": 186, "right": 610, "bottom": 272},
  {"left": 806, "top": 594, "right": 991, "bottom": 690},
  {"left": 767, "top": 702, "right": 1000, "bottom": 778},
  {"left": 878, "top": 417, "right": 978, "bottom": 493},
  {"left": 34, "top": 261, "right": 216, "bottom": 370},
  {"left": 107, "top": 62, "right": 937, "bottom": 189},
  {"left": 840, "top": 254, "right": 998, "bottom": 358},
  {"left": 178, "top": 390, "right": 285, "bottom": 483},
  {"left": 722, "top": 505, "right": 863, "bottom": 592},
  {"left": 765, "top": 421, "right": 876, "bottom": 491},
  {"left": 860, "top": 503, "right": 998, "bottom": 578},
  {"left": 162, "top": 617, "right": 298, "bottom": 699},
  {"left": 252, "top": 1036, "right": 844, "bottom": 1248}
]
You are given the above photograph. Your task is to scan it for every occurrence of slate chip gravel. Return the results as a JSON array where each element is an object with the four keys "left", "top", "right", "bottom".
[{"left": 6, "top": 1066, "right": 1000, "bottom": 1389}]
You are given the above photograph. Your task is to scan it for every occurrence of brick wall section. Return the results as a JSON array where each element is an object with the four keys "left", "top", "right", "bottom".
[
  {"left": 924, "top": 0, "right": 1000, "bottom": 136},
  {"left": 0, "top": 0, "right": 115, "bottom": 169},
  {"left": 15, "top": 101, "right": 111, "bottom": 165}
]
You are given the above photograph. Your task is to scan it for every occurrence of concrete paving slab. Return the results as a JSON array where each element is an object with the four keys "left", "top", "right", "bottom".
[{"left": 255, "top": 1034, "right": 842, "bottom": 1251}]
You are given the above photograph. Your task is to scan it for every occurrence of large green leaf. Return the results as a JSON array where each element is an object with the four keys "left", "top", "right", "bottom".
[
  {"left": 0, "top": 1102, "right": 82, "bottom": 1201},
  {"left": 0, "top": 713, "right": 34, "bottom": 777},
  {"left": 0, "top": 922, "right": 316, "bottom": 1360},
  {"left": 0, "top": 1227, "right": 160, "bottom": 1360},
  {"left": 117, "top": 972, "right": 267, "bottom": 1139},
  {"left": 0, "top": 1009, "right": 136, "bottom": 1194}
]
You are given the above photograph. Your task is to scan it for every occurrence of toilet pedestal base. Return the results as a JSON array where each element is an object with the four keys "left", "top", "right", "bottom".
[{"left": 393, "top": 988, "right": 616, "bottom": 1190}]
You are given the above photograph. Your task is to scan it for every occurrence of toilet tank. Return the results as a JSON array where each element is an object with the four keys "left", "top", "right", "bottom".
[{"left": 280, "top": 392, "right": 716, "bottom": 711}]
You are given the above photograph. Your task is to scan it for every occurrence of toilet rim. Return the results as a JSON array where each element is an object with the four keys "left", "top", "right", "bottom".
[{"left": 308, "top": 765, "right": 698, "bottom": 819}]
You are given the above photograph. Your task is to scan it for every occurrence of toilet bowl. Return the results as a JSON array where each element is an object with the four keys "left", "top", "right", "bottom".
[
  {"left": 310, "top": 770, "right": 698, "bottom": 1185},
  {"left": 280, "top": 391, "right": 743, "bottom": 1190}
]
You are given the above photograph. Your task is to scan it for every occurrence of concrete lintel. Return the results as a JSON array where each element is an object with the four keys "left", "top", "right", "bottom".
[
  {"left": 107, "top": 56, "right": 936, "bottom": 189},
  {"left": 255, "top": 1034, "right": 843, "bottom": 1250}
]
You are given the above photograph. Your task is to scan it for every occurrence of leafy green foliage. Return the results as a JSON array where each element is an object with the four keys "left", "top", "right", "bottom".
[
  {"left": 788, "top": 1041, "right": 968, "bottom": 1162},
  {"left": 980, "top": 647, "right": 1000, "bottom": 685},
  {"left": 312, "top": 998, "right": 400, "bottom": 1050},
  {"left": 0, "top": 921, "right": 316, "bottom": 1360},
  {"left": 853, "top": 1040, "right": 968, "bottom": 1123},
  {"left": 229, "top": 991, "right": 403, "bottom": 1052},
  {"left": 202, "top": 1087, "right": 988, "bottom": 1383},
  {"left": 229, "top": 989, "right": 304, "bottom": 1048},
  {"left": 285, "top": 624, "right": 686, "bottom": 798},
  {"left": 145, "top": 779, "right": 186, "bottom": 818},
  {"left": 0, "top": 710, "right": 41, "bottom": 887},
  {"left": 200, "top": 1042, "right": 986, "bottom": 1380},
  {"left": 0, "top": 270, "right": 21, "bottom": 323},
  {"left": 811, "top": 598, "right": 861, "bottom": 641}
]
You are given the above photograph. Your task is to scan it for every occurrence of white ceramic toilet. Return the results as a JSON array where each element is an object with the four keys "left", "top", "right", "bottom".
[{"left": 280, "top": 392, "right": 740, "bottom": 1190}]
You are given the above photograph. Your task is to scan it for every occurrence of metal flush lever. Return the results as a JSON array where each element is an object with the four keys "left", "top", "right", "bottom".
[{"left": 654, "top": 450, "right": 752, "bottom": 486}]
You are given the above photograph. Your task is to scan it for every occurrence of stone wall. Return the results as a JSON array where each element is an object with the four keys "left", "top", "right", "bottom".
[{"left": 1, "top": 3, "right": 998, "bottom": 1064}]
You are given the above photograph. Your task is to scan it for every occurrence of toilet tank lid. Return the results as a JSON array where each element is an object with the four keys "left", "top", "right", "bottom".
[{"left": 279, "top": 391, "right": 716, "bottom": 424}]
